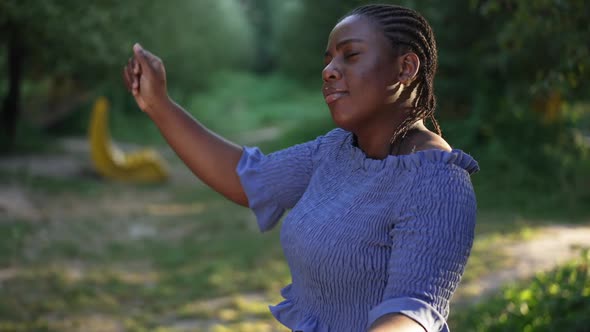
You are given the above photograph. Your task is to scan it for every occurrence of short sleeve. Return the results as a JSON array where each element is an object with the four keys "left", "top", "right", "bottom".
[
  {"left": 368, "top": 165, "right": 477, "bottom": 332},
  {"left": 236, "top": 136, "right": 324, "bottom": 232}
]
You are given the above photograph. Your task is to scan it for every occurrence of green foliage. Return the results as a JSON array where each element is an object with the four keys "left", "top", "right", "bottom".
[
  {"left": 0, "top": 0, "right": 255, "bottom": 149},
  {"left": 475, "top": 0, "right": 589, "bottom": 98},
  {"left": 451, "top": 249, "right": 590, "bottom": 331},
  {"left": 0, "top": 0, "right": 254, "bottom": 88},
  {"left": 411, "top": 0, "right": 590, "bottom": 205},
  {"left": 139, "top": 0, "right": 256, "bottom": 90},
  {"left": 3, "top": 0, "right": 589, "bottom": 207},
  {"left": 185, "top": 71, "right": 331, "bottom": 142},
  {"left": 1, "top": 0, "right": 140, "bottom": 78}
]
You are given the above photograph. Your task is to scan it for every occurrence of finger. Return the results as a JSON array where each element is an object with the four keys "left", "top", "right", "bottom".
[
  {"left": 123, "top": 66, "right": 131, "bottom": 92},
  {"left": 133, "top": 56, "right": 141, "bottom": 75},
  {"left": 125, "top": 59, "right": 137, "bottom": 91},
  {"left": 127, "top": 58, "right": 139, "bottom": 89},
  {"left": 123, "top": 59, "right": 134, "bottom": 91},
  {"left": 132, "top": 74, "right": 139, "bottom": 92},
  {"left": 134, "top": 43, "right": 163, "bottom": 71},
  {"left": 132, "top": 72, "right": 140, "bottom": 96},
  {"left": 133, "top": 43, "right": 151, "bottom": 68}
]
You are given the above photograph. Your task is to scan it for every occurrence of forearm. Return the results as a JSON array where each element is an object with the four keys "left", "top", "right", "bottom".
[
  {"left": 369, "top": 313, "right": 426, "bottom": 332},
  {"left": 148, "top": 98, "right": 248, "bottom": 206}
]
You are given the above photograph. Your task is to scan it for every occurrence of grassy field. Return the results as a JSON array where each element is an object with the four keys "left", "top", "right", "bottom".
[
  {"left": 1, "top": 73, "right": 588, "bottom": 331},
  {"left": 2, "top": 163, "right": 585, "bottom": 331}
]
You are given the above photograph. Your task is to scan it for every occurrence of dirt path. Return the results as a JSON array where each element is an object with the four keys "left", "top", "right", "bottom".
[{"left": 456, "top": 224, "right": 590, "bottom": 304}]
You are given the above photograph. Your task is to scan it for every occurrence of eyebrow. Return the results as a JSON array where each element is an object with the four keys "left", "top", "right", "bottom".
[{"left": 324, "top": 38, "right": 365, "bottom": 57}]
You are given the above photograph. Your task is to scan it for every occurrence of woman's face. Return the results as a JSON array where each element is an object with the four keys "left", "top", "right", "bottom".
[{"left": 322, "top": 15, "right": 401, "bottom": 132}]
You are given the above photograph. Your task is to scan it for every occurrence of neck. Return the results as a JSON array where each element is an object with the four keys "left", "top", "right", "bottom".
[
  {"left": 388, "top": 119, "right": 426, "bottom": 155},
  {"left": 354, "top": 119, "right": 425, "bottom": 159}
]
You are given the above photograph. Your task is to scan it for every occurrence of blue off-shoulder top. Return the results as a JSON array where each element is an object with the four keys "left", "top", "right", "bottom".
[{"left": 236, "top": 128, "right": 479, "bottom": 332}]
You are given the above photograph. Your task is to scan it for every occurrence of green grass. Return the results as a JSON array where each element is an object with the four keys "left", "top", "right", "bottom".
[
  {"left": 0, "top": 164, "right": 290, "bottom": 331},
  {"left": 0, "top": 222, "right": 32, "bottom": 266},
  {"left": 0, "top": 183, "right": 289, "bottom": 330},
  {"left": 0, "top": 170, "right": 104, "bottom": 196}
]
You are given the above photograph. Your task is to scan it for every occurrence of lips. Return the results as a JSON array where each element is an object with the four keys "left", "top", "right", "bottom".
[{"left": 323, "top": 87, "right": 349, "bottom": 104}]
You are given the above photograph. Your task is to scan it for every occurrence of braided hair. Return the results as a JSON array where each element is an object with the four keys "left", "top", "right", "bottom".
[{"left": 343, "top": 4, "right": 442, "bottom": 150}]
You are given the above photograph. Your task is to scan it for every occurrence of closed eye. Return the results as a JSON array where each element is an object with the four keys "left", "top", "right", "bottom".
[{"left": 345, "top": 52, "right": 360, "bottom": 59}]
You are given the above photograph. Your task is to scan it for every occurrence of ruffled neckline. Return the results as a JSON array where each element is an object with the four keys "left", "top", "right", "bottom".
[{"left": 342, "top": 131, "right": 479, "bottom": 174}]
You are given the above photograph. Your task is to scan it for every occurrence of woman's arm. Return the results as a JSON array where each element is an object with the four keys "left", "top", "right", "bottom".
[
  {"left": 369, "top": 313, "right": 426, "bottom": 332},
  {"left": 123, "top": 43, "right": 247, "bottom": 206}
]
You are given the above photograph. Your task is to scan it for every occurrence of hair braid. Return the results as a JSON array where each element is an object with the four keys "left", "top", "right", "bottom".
[{"left": 343, "top": 4, "right": 442, "bottom": 151}]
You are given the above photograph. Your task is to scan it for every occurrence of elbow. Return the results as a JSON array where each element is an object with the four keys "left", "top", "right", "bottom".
[{"left": 227, "top": 190, "right": 249, "bottom": 208}]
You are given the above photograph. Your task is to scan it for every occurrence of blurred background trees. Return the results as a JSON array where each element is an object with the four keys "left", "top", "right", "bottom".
[
  {"left": 1, "top": 0, "right": 588, "bottom": 199},
  {"left": 1, "top": 1, "right": 589, "bottom": 330},
  {"left": 0, "top": 0, "right": 254, "bottom": 146}
]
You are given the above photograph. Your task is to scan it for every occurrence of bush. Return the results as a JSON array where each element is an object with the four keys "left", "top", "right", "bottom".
[{"left": 451, "top": 249, "right": 590, "bottom": 332}]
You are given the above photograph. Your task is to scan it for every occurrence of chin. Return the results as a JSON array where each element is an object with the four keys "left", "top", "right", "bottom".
[
  {"left": 330, "top": 112, "right": 354, "bottom": 132},
  {"left": 329, "top": 106, "right": 364, "bottom": 133}
]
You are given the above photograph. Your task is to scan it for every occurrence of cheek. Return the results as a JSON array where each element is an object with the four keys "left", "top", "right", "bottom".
[
  {"left": 356, "top": 69, "right": 392, "bottom": 105},
  {"left": 356, "top": 59, "right": 394, "bottom": 96}
]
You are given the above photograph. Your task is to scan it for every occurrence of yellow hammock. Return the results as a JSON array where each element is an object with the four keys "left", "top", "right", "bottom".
[{"left": 88, "top": 97, "right": 169, "bottom": 183}]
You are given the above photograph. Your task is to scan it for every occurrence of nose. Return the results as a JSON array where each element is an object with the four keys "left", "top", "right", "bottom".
[{"left": 322, "top": 61, "right": 341, "bottom": 82}]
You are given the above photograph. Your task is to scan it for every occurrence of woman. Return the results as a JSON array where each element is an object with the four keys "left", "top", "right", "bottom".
[{"left": 123, "top": 4, "right": 478, "bottom": 332}]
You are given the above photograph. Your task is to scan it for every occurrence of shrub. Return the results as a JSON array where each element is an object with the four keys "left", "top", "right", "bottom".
[{"left": 451, "top": 249, "right": 590, "bottom": 332}]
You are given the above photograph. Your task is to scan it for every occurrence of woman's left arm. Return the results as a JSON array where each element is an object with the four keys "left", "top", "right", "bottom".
[{"left": 367, "top": 165, "right": 478, "bottom": 332}]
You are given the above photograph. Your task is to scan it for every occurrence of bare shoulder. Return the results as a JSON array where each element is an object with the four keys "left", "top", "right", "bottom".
[
  {"left": 403, "top": 130, "right": 452, "bottom": 154},
  {"left": 416, "top": 131, "right": 452, "bottom": 152}
]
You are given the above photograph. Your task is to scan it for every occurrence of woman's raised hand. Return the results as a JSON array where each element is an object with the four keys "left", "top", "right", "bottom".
[
  {"left": 123, "top": 43, "right": 170, "bottom": 116},
  {"left": 122, "top": 43, "right": 248, "bottom": 206}
]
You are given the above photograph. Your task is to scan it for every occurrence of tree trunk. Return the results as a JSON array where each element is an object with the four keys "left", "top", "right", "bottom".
[
  {"left": 252, "top": 0, "right": 274, "bottom": 74},
  {"left": 1, "top": 27, "right": 24, "bottom": 148}
]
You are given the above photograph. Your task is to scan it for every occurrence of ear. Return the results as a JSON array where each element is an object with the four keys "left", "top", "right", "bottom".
[{"left": 396, "top": 52, "right": 420, "bottom": 85}]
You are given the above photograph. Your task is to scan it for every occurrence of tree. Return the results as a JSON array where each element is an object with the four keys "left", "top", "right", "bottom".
[
  {"left": 476, "top": 0, "right": 589, "bottom": 99},
  {"left": 0, "top": 0, "right": 255, "bottom": 149}
]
